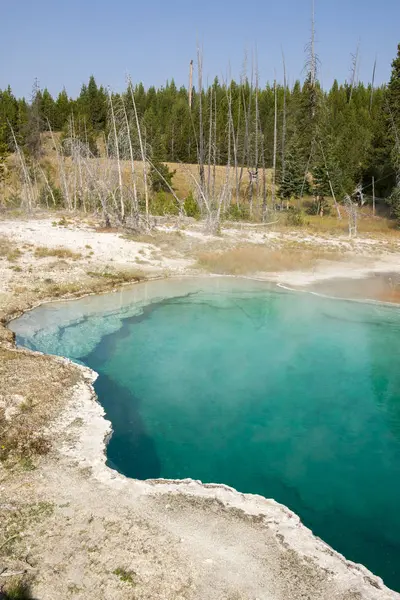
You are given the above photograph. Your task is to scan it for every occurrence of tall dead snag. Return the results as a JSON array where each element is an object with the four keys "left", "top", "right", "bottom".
[
  {"left": 234, "top": 79, "right": 242, "bottom": 207},
  {"left": 225, "top": 83, "right": 232, "bottom": 214},
  {"left": 349, "top": 41, "right": 360, "bottom": 104},
  {"left": 239, "top": 61, "right": 253, "bottom": 199},
  {"left": 370, "top": 57, "right": 377, "bottom": 114},
  {"left": 47, "top": 120, "right": 71, "bottom": 210},
  {"left": 319, "top": 141, "right": 341, "bottom": 219},
  {"left": 197, "top": 45, "right": 205, "bottom": 193},
  {"left": 281, "top": 51, "right": 287, "bottom": 209},
  {"left": 226, "top": 78, "right": 240, "bottom": 209},
  {"left": 307, "top": 0, "right": 317, "bottom": 117},
  {"left": 9, "top": 123, "right": 36, "bottom": 213},
  {"left": 372, "top": 176, "right": 376, "bottom": 216},
  {"left": 108, "top": 89, "right": 125, "bottom": 222},
  {"left": 344, "top": 194, "right": 358, "bottom": 237},
  {"left": 213, "top": 83, "right": 217, "bottom": 204},
  {"left": 207, "top": 87, "right": 213, "bottom": 198},
  {"left": 272, "top": 78, "right": 278, "bottom": 209},
  {"left": 259, "top": 114, "right": 267, "bottom": 219},
  {"left": 226, "top": 78, "right": 239, "bottom": 210},
  {"left": 188, "top": 60, "right": 194, "bottom": 109},
  {"left": 127, "top": 77, "right": 149, "bottom": 227},
  {"left": 253, "top": 56, "right": 260, "bottom": 217},
  {"left": 121, "top": 94, "right": 139, "bottom": 222}
]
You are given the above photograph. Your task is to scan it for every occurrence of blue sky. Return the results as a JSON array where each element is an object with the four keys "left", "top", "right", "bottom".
[{"left": 1, "top": 0, "right": 399, "bottom": 98}]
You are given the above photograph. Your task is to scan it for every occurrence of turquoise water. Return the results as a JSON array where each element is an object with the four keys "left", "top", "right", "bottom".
[{"left": 10, "top": 278, "right": 400, "bottom": 591}]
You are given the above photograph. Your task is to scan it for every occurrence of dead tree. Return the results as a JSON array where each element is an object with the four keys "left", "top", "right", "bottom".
[
  {"left": 197, "top": 46, "right": 205, "bottom": 192},
  {"left": 120, "top": 94, "right": 139, "bottom": 222},
  {"left": 254, "top": 56, "right": 260, "bottom": 217},
  {"left": 207, "top": 87, "right": 213, "bottom": 198},
  {"left": 272, "top": 78, "right": 278, "bottom": 209},
  {"left": 344, "top": 194, "right": 358, "bottom": 237},
  {"left": 127, "top": 77, "right": 149, "bottom": 226},
  {"left": 349, "top": 42, "right": 360, "bottom": 104},
  {"left": 318, "top": 141, "right": 342, "bottom": 218},
  {"left": 370, "top": 57, "right": 377, "bottom": 114},
  {"left": 8, "top": 123, "right": 36, "bottom": 213},
  {"left": 47, "top": 120, "right": 71, "bottom": 210},
  {"left": 281, "top": 51, "right": 287, "bottom": 209},
  {"left": 188, "top": 60, "right": 194, "bottom": 109},
  {"left": 108, "top": 89, "right": 125, "bottom": 222}
]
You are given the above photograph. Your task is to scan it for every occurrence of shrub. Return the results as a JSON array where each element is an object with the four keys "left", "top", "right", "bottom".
[
  {"left": 387, "top": 186, "right": 400, "bottom": 222},
  {"left": 150, "top": 161, "right": 176, "bottom": 193},
  {"left": 225, "top": 203, "right": 250, "bottom": 222},
  {"left": 113, "top": 568, "right": 135, "bottom": 584},
  {"left": 149, "top": 191, "right": 179, "bottom": 216},
  {"left": 34, "top": 246, "right": 82, "bottom": 260},
  {"left": 286, "top": 208, "right": 305, "bottom": 227},
  {"left": 304, "top": 197, "right": 331, "bottom": 216},
  {"left": 39, "top": 184, "right": 64, "bottom": 208},
  {"left": 184, "top": 191, "right": 200, "bottom": 219},
  {"left": 0, "top": 580, "right": 34, "bottom": 599}
]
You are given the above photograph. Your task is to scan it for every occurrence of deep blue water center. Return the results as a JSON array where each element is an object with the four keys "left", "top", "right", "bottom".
[{"left": 10, "top": 278, "right": 400, "bottom": 591}]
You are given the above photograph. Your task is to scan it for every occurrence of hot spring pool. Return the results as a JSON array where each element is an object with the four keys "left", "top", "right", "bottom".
[{"left": 10, "top": 277, "right": 400, "bottom": 590}]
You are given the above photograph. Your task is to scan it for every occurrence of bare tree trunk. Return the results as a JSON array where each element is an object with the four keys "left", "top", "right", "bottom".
[
  {"left": 128, "top": 77, "right": 149, "bottom": 226},
  {"left": 226, "top": 81, "right": 238, "bottom": 211},
  {"left": 188, "top": 60, "right": 194, "bottom": 109},
  {"left": 69, "top": 114, "right": 78, "bottom": 211},
  {"left": 310, "top": 0, "right": 316, "bottom": 88},
  {"left": 349, "top": 41, "right": 360, "bottom": 104},
  {"left": 75, "top": 116, "right": 85, "bottom": 212},
  {"left": 272, "top": 79, "right": 278, "bottom": 209},
  {"left": 254, "top": 61, "right": 260, "bottom": 218},
  {"left": 235, "top": 84, "right": 241, "bottom": 206},
  {"left": 207, "top": 87, "right": 213, "bottom": 197},
  {"left": 197, "top": 46, "right": 205, "bottom": 192},
  {"left": 108, "top": 89, "right": 124, "bottom": 222},
  {"left": 225, "top": 91, "right": 232, "bottom": 214},
  {"left": 38, "top": 166, "right": 56, "bottom": 206},
  {"left": 300, "top": 140, "right": 314, "bottom": 205},
  {"left": 47, "top": 120, "right": 71, "bottom": 210},
  {"left": 239, "top": 78, "right": 252, "bottom": 197},
  {"left": 213, "top": 85, "right": 217, "bottom": 203},
  {"left": 309, "top": 0, "right": 317, "bottom": 119},
  {"left": 372, "top": 176, "right": 376, "bottom": 216},
  {"left": 281, "top": 52, "right": 287, "bottom": 209},
  {"left": 121, "top": 94, "right": 139, "bottom": 220},
  {"left": 370, "top": 57, "right": 377, "bottom": 114},
  {"left": 319, "top": 141, "right": 341, "bottom": 219},
  {"left": 9, "top": 123, "right": 35, "bottom": 213}
]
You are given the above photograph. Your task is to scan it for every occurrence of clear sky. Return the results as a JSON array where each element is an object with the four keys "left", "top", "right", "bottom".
[{"left": 1, "top": 0, "right": 399, "bottom": 98}]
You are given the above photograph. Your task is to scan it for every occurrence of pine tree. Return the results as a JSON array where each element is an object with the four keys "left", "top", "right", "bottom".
[
  {"left": 54, "top": 89, "right": 71, "bottom": 129},
  {"left": 386, "top": 44, "right": 400, "bottom": 218},
  {"left": 40, "top": 88, "right": 56, "bottom": 129},
  {"left": 77, "top": 76, "right": 107, "bottom": 131},
  {"left": 0, "top": 121, "right": 8, "bottom": 185},
  {"left": 0, "top": 86, "right": 19, "bottom": 151},
  {"left": 279, "top": 132, "right": 307, "bottom": 201},
  {"left": 24, "top": 79, "right": 42, "bottom": 159},
  {"left": 388, "top": 43, "right": 400, "bottom": 128}
]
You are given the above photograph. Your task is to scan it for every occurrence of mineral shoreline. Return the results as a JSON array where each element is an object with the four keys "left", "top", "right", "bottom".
[{"left": 1, "top": 214, "right": 399, "bottom": 599}]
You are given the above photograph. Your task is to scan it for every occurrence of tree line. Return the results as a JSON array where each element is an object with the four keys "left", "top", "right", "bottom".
[{"left": 1, "top": 43, "right": 400, "bottom": 226}]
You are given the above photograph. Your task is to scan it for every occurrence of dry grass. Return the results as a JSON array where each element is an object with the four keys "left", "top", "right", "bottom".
[
  {"left": 86, "top": 269, "right": 145, "bottom": 284},
  {"left": 0, "top": 347, "right": 81, "bottom": 465},
  {"left": 304, "top": 213, "right": 399, "bottom": 236},
  {"left": 33, "top": 246, "right": 82, "bottom": 260},
  {"left": 197, "top": 245, "right": 343, "bottom": 275},
  {"left": 0, "top": 236, "right": 23, "bottom": 262}
]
